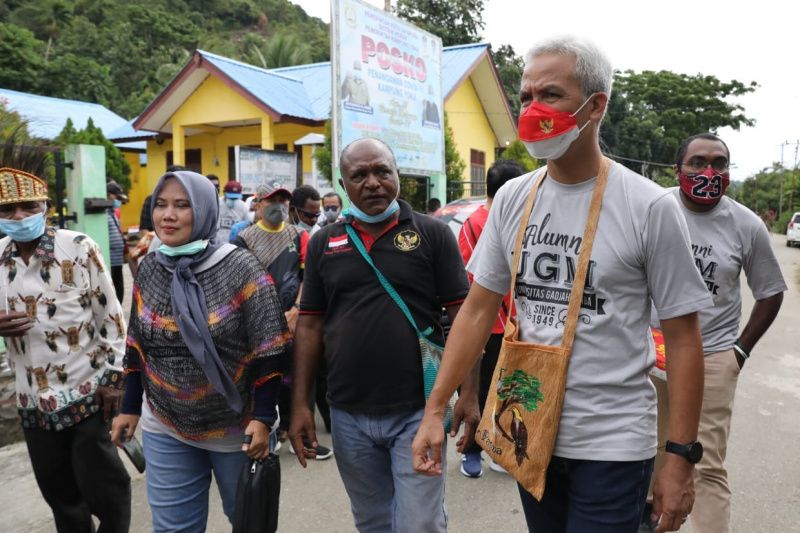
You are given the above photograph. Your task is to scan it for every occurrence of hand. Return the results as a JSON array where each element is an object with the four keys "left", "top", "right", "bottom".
[
  {"left": 110, "top": 413, "right": 140, "bottom": 446},
  {"left": 411, "top": 410, "right": 445, "bottom": 476},
  {"left": 0, "top": 311, "right": 33, "bottom": 337},
  {"left": 242, "top": 420, "right": 270, "bottom": 459},
  {"left": 95, "top": 386, "right": 122, "bottom": 421},
  {"left": 451, "top": 393, "right": 480, "bottom": 453},
  {"left": 288, "top": 405, "right": 317, "bottom": 468},
  {"left": 285, "top": 307, "right": 299, "bottom": 335},
  {"left": 651, "top": 454, "right": 695, "bottom": 532}
]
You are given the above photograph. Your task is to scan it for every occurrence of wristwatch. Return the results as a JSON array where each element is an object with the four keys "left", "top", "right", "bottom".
[{"left": 665, "top": 440, "right": 704, "bottom": 464}]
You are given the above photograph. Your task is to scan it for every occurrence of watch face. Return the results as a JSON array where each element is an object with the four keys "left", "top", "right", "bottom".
[{"left": 688, "top": 441, "right": 704, "bottom": 463}]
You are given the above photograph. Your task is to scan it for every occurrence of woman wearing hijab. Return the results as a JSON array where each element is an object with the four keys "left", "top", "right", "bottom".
[{"left": 110, "top": 171, "right": 289, "bottom": 531}]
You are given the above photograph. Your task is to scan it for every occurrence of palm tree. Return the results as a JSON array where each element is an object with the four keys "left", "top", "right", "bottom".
[{"left": 245, "top": 32, "right": 312, "bottom": 69}]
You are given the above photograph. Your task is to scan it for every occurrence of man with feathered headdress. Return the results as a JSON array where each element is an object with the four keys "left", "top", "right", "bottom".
[{"left": 0, "top": 136, "right": 131, "bottom": 533}]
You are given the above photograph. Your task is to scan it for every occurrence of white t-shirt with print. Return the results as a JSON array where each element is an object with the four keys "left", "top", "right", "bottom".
[
  {"left": 468, "top": 162, "right": 712, "bottom": 461},
  {"left": 668, "top": 188, "right": 787, "bottom": 354}
]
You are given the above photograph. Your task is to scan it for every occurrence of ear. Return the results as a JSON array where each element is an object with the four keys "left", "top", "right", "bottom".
[
  {"left": 589, "top": 93, "right": 609, "bottom": 122},
  {"left": 673, "top": 164, "right": 680, "bottom": 177}
]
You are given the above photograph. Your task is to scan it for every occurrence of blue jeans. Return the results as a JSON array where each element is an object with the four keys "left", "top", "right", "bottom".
[
  {"left": 142, "top": 431, "right": 250, "bottom": 533},
  {"left": 330, "top": 407, "right": 447, "bottom": 533},
  {"left": 518, "top": 456, "right": 654, "bottom": 533}
]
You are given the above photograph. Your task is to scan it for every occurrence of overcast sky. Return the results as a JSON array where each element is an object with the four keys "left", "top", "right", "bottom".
[{"left": 293, "top": 0, "right": 799, "bottom": 179}]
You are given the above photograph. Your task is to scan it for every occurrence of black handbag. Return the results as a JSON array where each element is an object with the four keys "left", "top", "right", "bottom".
[{"left": 233, "top": 454, "right": 281, "bottom": 533}]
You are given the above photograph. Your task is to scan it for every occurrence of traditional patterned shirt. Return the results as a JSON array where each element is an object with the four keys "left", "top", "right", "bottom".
[{"left": 0, "top": 228, "right": 125, "bottom": 431}]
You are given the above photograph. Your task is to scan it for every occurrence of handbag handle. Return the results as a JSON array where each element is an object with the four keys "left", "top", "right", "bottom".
[
  {"left": 506, "top": 157, "right": 611, "bottom": 352},
  {"left": 344, "top": 224, "right": 432, "bottom": 339}
]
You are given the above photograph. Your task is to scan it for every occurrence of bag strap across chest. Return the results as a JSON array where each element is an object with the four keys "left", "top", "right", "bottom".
[{"left": 507, "top": 157, "right": 611, "bottom": 352}]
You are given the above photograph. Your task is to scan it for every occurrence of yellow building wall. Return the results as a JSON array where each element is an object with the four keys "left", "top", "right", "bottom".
[
  {"left": 444, "top": 77, "right": 498, "bottom": 187},
  {"left": 119, "top": 151, "right": 146, "bottom": 231},
  {"left": 129, "top": 75, "right": 324, "bottom": 229}
]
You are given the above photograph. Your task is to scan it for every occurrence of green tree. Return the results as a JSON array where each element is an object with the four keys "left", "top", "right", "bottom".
[
  {"left": 9, "top": 0, "right": 73, "bottom": 62},
  {"left": 246, "top": 32, "right": 312, "bottom": 69},
  {"left": 56, "top": 118, "right": 131, "bottom": 190},
  {"left": 493, "top": 44, "right": 524, "bottom": 119},
  {"left": 499, "top": 140, "right": 538, "bottom": 173},
  {"left": 38, "top": 54, "right": 114, "bottom": 107},
  {"left": 444, "top": 113, "right": 466, "bottom": 201},
  {"left": 396, "top": 0, "right": 485, "bottom": 46},
  {"left": 0, "top": 22, "right": 44, "bottom": 93},
  {"left": 601, "top": 70, "right": 757, "bottom": 178}
]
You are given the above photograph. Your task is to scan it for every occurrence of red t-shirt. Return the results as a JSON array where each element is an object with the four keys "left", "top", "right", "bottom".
[{"left": 458, "top": 205, "right": 513, "bottom": 334}]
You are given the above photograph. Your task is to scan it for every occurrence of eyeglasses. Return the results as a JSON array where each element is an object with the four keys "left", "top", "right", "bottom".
[
  {"left": 298, "top": 208, "right": 321, "bottom": 219},
  {"left": 682, "top": 157, "right": 729, "bottom": 173}
]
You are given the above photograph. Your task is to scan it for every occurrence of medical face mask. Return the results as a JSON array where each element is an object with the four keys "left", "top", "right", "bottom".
[
  {"left": 323, "top": 206, "right": 341, "bottom": 223},
  {"left": 158, "top": 239, "right": 209, "bottom": 257},
  {"left": 263, "top": 203, "right": 288, "bottom": 225},
  {"left": 0, "top": 212, "right": 46, "bottom": 242},
  {"left": 112, "top": 199, "right": 122, "bottom": 209},
  {"left": 518, "top": 95, "right": 596, "bottom": 160},
  {"left": 224, "top": 198, "right": 237, "bottom": 209},
  {"left": 678, "top": 167, "right": 730, "bottom": 205},
  {"left": 344, "top": 199, "right": 400, "bottom": 224}
]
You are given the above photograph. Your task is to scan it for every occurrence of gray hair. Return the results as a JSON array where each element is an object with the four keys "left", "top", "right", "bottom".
[{"left": 525, "top": 37, "right": 614, "bottom": 98}]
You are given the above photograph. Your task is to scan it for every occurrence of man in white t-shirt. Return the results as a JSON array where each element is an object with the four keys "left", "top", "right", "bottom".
[
  {"left": 646, "top": 133, "right": 786, "bottom": 533},
  {"left": 411, "top": 37, "right": 712, "bottom": 533},
  {"left": 216, "top": 180, "right": 249, "bottom": 242}
]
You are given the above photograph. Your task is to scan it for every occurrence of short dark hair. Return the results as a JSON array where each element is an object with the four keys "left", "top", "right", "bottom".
[
  {"left": 674, "top": 133, "right": 730, "bottom": 168},
  {"left": 291, "top": 185, "right": 321, "bottom": 208},
  {"left": 322, "top": 192, "right": 343, "bottom": 206},
  {"left": 166, "top": 165, "right": 186, "bottom": 172},
  {"left": 206, "top": 173, "right": 219, "bottom": 181},
  {"left": 487, "top": 159, "right": 526, "bottom": 198},
  {"left": 427, "top": 198, "right": 441, "bottom": 212}
]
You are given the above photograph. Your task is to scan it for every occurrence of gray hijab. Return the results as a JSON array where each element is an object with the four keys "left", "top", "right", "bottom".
[{"left": 152, "top": 171, "right": 243, "bottom": 413}]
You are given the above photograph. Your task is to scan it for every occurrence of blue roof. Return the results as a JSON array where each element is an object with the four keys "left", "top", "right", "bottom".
[
  {"left": 228, "top": 43, "right": 489, "bottom": 121},
  {"left": 107, "top": 118, "right": 154, "bottom": 142},
  {"left": 270, "top": 62, "right": 333, "bottom": 120},
  {"left": 199, "top": 51, "right": 319, "bottom": 120},
  {"left": 441, "top": 43, "right": 488, "bottom": 96},
  {"left": 0, "top": 88, "right": 129, "bottom": 140}
]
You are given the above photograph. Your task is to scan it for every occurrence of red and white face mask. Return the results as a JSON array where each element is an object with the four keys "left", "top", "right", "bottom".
[
  {"left": 518, "top": 96, "right": 595, "bottom": 160},
  {"left": 678, "top": 167, "right": 730, "bottom": 205}
]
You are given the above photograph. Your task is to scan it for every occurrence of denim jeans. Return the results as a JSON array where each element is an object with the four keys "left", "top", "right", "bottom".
[
  {"left": 142, "top": 430, "right": 252, "bottom": 533},
  {"left": 518, "top": 456, "right": 654, "bottom": 533},
  {"left": 330, "top": 407, "right": 447, "bottom": 533}
]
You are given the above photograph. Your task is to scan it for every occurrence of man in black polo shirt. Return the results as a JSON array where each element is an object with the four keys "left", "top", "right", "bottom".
[{"left": 290, "top": 138, "right": 475, "bottom": 532}]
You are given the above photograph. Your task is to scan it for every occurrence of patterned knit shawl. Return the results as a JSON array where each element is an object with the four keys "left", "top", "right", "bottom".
[{"left": 151, "top": 171, "right": 243, "bottom": 413}]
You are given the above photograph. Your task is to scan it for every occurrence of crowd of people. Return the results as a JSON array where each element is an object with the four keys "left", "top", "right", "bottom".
[{"left": 0, "top": 35, "right": 788, "bottom": 533}]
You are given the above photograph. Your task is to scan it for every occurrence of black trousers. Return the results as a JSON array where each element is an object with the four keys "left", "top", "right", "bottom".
[
  {"left": 465, "top": 333, "right": 504, "bottom": 454},
  {"left": 110, "top": 265, "right": 124, "bottom": 305},
  {"left": 23, "top": 413, "right": 131, "bottom": 533}
]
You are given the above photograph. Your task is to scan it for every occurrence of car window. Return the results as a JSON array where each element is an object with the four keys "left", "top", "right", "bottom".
[{"left": 793, "top": 214, "right": 800, "bottom": 223}]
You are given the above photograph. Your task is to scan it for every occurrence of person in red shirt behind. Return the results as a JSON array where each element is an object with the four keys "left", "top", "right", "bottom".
[{"left": 457, "top": 159, "right": 527, "bottom": 478}]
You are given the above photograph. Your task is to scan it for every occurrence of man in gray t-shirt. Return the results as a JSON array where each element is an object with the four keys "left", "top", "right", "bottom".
[
  {"left": 649, "top": 133, "right": 786, "bottom": 533},
  {"left": 412, "top": 37, "right": 711, "bottom": 533}
]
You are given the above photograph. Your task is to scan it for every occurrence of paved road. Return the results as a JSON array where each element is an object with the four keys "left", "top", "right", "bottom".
[{"left": 1, "top": 233, "right": 798, "bottom": 532}]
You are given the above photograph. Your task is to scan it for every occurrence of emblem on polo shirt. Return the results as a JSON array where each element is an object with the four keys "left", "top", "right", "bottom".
[{"left": 394, "top": 230, "right": 420, "bottom": 252}]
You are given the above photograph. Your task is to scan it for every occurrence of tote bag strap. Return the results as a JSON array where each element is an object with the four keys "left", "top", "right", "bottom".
[
  {"left": 505, "top": 158, "right": 612, "bottom": 351},
  {"left": 344, "top": 224, "right": 431, "bottom": 338}
]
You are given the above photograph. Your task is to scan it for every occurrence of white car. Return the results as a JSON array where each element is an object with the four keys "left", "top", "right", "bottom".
[{"left": 787, "top": 212, "right": 800, "bottom": 247}]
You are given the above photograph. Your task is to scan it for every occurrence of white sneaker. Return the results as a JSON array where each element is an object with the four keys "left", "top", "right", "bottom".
[{"left": 488, "top": 458, "right": 508, "bottom": 474}]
